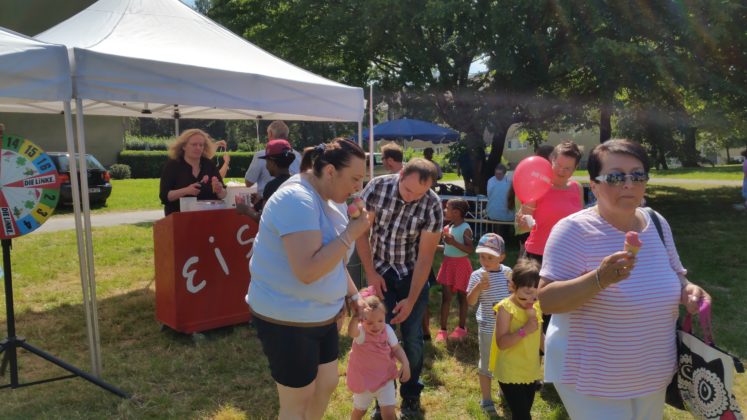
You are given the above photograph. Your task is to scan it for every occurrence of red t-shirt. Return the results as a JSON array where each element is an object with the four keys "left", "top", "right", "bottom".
[{"left": 524, "top": 181, "right": 582, "bottom": 256}]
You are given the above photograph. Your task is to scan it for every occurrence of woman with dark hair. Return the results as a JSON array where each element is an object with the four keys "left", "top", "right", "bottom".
[
  {"left": 539, "top": 139, "right": 711, "bottom": 419},
  {"left": 159, "top": 128, "right": 226, "bottom": 216},
  {"left": 516, "top": 140, "right": 584, "bottom": 265},
  {"left": 246, "top": 138, "right": 372, "bottom": 419}
]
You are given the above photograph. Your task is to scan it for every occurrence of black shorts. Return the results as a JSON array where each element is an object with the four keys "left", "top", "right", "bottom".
[{"left": 253, "top": 316, "right": 339, "bottom": 388}]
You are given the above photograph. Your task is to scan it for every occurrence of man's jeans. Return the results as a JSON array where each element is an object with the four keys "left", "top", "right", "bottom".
[{"left": 381, "top": 268, "right": 432, "bottom": 399}]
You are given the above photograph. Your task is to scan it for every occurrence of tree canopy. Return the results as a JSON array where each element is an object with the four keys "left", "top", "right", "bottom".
[{"left": 204, "top": 0, "right": 746, "bottom": 190}]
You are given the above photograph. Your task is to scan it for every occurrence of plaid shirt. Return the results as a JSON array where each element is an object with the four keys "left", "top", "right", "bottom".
[{"left": 361, "top": 174, "right": 443, "bottom": 278}]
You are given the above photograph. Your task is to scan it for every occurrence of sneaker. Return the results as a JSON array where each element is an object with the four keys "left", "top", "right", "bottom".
[
  {"left": 448, "top": 326, "right": 467, "bottom": 340},
  {"left": 400, "top": 396, "right": 422, "bottom": 418},
  {"left": 434, "top": 329, "right": 447, "bottom": 342},
  {"left": 480, "top": 400, "right": 498, "bottom": 416}
]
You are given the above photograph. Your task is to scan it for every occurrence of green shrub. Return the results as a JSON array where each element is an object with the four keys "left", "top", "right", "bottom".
[
  {"left": 124, "top": 135, "right": 170, "bottom": 151},
  {"left": 117, "top": 151, "right": 257, "bottom": 178},
  {"left": 109, "top": 164, "right": 132, "bottom": 179}
]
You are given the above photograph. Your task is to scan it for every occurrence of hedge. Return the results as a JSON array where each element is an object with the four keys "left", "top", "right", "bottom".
[{"left": 117, "top": 151, "right": 256, "bottom": 179}]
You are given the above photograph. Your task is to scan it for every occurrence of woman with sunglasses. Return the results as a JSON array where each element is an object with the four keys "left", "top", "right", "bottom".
[
  {"left": 516, "top": 140, "right": 584, "bottom": 265},
  {"left": 538, "top": 139, "right": 711, "bottom": 419}
]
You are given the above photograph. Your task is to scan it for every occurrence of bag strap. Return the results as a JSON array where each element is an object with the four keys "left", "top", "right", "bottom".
[
  {"left": 644, "top": 207, "right": 665, "bottom": 246},
  {"left": 646, "top": 207, "right": 715, "bottom": 345}
]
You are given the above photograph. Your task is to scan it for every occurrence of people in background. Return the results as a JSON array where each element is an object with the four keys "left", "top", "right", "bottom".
[
  {"left": 492, "top": 258, "right": 543, "bottom": 420},
  {"left": 356, "top": 158, "right": 443, "bottom": 418},
  {"left": 236, "top": 139, "right": 296, "bottom": 221},
  {"left": 466, "top": 233, "right": 512, "bottom": 416},
  {"left": 423, "top": 147, "right": 442, "bottom": 182},
  {"left": 159, "top": 128, "right": 226, "bottom": 216},
  {"left": 346, "top": 287, "right": 410, "bottom": 420},
  {"left": 381, "top": 143, "right": 404, "bottom": 174},
  {"left": 539, "top": 139, "right": 711, "bottom": 419},
  {"left": 435, "top": 198, "right": 473, "bottom": 342},
  {"left": 244, "top": 120, "right": 301, "bottom": 196},
  {"left": 486, "top": 164, "right": 515, "bottom": 239},
  {"left": 247, "top": 138, "right": 371, "bottom": 419},
  {"left": 516, "top": 140, "right": 584, "bottom": 265}
]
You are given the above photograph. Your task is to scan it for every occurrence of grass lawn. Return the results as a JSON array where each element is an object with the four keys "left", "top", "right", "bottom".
[{"left": 1, "top": 182, "right": 745, "bottom": 418}]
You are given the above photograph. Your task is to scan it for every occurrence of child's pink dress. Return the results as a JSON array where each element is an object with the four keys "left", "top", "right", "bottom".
[{"left": 346, "top": 324, "right": 399, "bottom": 394}]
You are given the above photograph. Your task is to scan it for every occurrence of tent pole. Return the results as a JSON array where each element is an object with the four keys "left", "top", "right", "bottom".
[
  {"left": 368, "top": 85, "right": 374, "bottom": 179},
  {"left": 64, "top": 101, "right": 97, "bottom": 375},
  {"left": 357, "top": 121, "right": 362, "bottom": 148},
  {"left": 74, "top": 98, "right": 103, "bottom": 376}
]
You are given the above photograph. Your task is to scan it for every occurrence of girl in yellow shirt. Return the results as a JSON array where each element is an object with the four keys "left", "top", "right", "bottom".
[{"left": 490, "top": 258, "right": 544, "bottom": 420}]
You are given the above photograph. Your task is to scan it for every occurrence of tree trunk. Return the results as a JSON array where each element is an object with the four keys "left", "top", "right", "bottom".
[
  {"left": 599, "top": 102, "right": 612, "bottom": 143},
  {"left": 681, "top": 126, "right": 699, "bottom": 167}
]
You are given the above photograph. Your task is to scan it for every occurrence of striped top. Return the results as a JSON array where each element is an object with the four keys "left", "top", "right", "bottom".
[
  {"left": 541, "top": 207, "right": 684, "bottom": 399},
  {"left": 466, "top": 266, "right": 512, "bottom": 334}
]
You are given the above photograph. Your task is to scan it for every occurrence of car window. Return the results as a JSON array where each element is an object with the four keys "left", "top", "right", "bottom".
[{"left": 54, "top": 155, "right": 106, "bottom": 172}]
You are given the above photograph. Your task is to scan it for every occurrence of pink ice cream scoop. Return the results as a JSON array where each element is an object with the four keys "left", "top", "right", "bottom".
[{"left": 624, "top": 231, "right": 642, "bottom": 256}]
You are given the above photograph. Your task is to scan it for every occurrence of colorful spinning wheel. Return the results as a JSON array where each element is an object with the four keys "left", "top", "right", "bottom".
[{"left": 0, "top": 135, "right": 60, "bottom": 239}]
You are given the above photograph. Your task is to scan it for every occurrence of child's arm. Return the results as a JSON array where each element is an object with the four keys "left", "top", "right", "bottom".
[
  {"left": 495, "top": 306, "right": 534, "bottom": 350},
  {"left": 466, "top": 272, "right": 485, "bottom": 306},
  {"left": 347, "top": 316, "right": 361, "bottom": 339},
  {"left": 391, "top": 343, "right": 411, "bottom": 383},
  {"left": 445, "top": 227, "right": 474, "bottom": 254}
]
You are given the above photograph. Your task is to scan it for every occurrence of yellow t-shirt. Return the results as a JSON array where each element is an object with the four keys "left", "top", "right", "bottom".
[{"left": 489, "top": 298, "right": 543, "bottom": 384}]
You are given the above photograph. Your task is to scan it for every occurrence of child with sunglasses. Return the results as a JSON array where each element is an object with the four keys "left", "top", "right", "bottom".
[{"left": 490, "top": 258, "right": 543, "bottom": 420}]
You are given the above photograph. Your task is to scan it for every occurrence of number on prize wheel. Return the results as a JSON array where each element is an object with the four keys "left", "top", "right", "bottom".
[{"left": 0, "top": 135, "right": 61, "bottom": 239}]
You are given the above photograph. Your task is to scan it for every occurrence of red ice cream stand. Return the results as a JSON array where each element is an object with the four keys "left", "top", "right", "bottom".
[{"left": 153, "top": 208, "right": 258, "bottom": 333}]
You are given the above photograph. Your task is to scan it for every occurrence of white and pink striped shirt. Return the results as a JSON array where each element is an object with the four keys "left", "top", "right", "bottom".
[{"left": 541, "top": 207, "right": 684, "bottom": 399}]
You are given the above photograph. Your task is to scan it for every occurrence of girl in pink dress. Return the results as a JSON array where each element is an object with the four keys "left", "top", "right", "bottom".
[{"left": 347, "top": 288, "right": 410, "bottom": 420}]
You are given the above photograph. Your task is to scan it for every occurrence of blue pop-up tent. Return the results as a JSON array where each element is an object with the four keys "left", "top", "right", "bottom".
[{"left": 361, "top": 118, "right": 460, "bottom": 144}]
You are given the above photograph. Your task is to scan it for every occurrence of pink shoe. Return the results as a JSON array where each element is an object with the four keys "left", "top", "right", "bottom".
[
  {"left": 448, "top": 326, "right": 468, "bottom": 340},
  {"left": 435, "top": 329, "right": 448, "bottom": 342}
]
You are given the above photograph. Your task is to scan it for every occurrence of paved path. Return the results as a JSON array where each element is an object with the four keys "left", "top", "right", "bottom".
[
  {"left": 34, "top": 209, "right": 164, "bottom": 234},
  {"left": 31, "top": 177, "right": 741, "bottom": 234}
]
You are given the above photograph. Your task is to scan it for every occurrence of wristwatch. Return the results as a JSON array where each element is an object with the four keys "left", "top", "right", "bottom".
[{"left": 517, "top": 327, "right": 526, "bottom": 338}]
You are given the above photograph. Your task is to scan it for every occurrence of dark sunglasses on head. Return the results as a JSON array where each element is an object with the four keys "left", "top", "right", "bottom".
[{"left": 593, "top": 171, "right": 649, "bottom": 185}]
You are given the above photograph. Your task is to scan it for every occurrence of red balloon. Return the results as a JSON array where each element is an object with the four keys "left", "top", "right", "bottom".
[{"left": 512, "top": 156, "right": 553, "bottom": 203}]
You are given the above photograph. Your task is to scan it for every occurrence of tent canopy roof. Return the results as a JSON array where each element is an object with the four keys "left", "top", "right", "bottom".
[
  {"left": 0, "top": 27, "right": 71, "bottom": 103},
  {"left": 362, "top": 118, "right": 460, "bottom": 143},
  {"left": 9, "top": 0, "right": 363, "bottom": 122}
]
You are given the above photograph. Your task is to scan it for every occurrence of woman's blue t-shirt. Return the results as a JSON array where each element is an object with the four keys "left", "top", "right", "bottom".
[{"left": 246, "top": 176, "right": 348, "bottom": 322}]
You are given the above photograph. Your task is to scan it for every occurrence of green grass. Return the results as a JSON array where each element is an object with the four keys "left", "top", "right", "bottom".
[
  {"left": 573, "top": 164, "right": 742, "bottom": 181},
  {"left": 1, "top": 183, "right": 744, "bottom": 418}
]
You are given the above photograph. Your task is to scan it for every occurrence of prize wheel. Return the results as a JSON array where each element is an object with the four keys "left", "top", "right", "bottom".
[{"left": 0, "top": 135, "right": 60, "bottom": 239}]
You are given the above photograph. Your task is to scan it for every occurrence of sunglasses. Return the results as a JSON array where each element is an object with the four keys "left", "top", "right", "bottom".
[{"left": 594, "top": 171, "right": 649, "bottom": 185}]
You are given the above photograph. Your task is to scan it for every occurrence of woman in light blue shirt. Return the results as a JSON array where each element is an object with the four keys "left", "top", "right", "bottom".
[{"left": 247, "top": 138, "right": 371, "bottom": 419}]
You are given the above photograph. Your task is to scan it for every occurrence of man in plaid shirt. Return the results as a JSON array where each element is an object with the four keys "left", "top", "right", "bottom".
[{"left": 356, "top": 158, "right": 443, "bottom": 416}]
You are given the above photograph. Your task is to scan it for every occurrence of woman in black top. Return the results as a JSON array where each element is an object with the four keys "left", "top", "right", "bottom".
[{"left": 159, "top": 128, "right": 226, "bottom": 216}]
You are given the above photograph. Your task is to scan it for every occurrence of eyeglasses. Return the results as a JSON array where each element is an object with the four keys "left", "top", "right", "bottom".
[{"left": 594, "top": 171, "right": 649, "bottom": 185}]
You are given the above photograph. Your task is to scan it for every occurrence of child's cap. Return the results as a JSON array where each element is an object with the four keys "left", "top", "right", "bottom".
[{"left": 476, "top": 233, "right": 505, "bottom": 257}]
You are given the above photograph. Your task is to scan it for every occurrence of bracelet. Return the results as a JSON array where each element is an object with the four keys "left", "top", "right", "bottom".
[
  {"left": 595, "top": 269, "right": 605, "bottom": 291},
  {"left": 517, "top": 327, "right": 526, "bottom": 338}
]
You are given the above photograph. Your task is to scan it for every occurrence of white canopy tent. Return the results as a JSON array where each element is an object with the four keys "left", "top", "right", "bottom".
[
  {"left": 1, "top": 0, "right": 367, "bottom": 377},
  {"left": 0, "top": 27, "right": 118, "bottom": 391},
  {"left": 4, "top": 0, "right": 364, "bottom": 122}
]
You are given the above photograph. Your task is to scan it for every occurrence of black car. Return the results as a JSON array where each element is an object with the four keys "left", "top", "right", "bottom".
[{"left": 47, "top": 153, "right": 112, "bottom": 206}]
